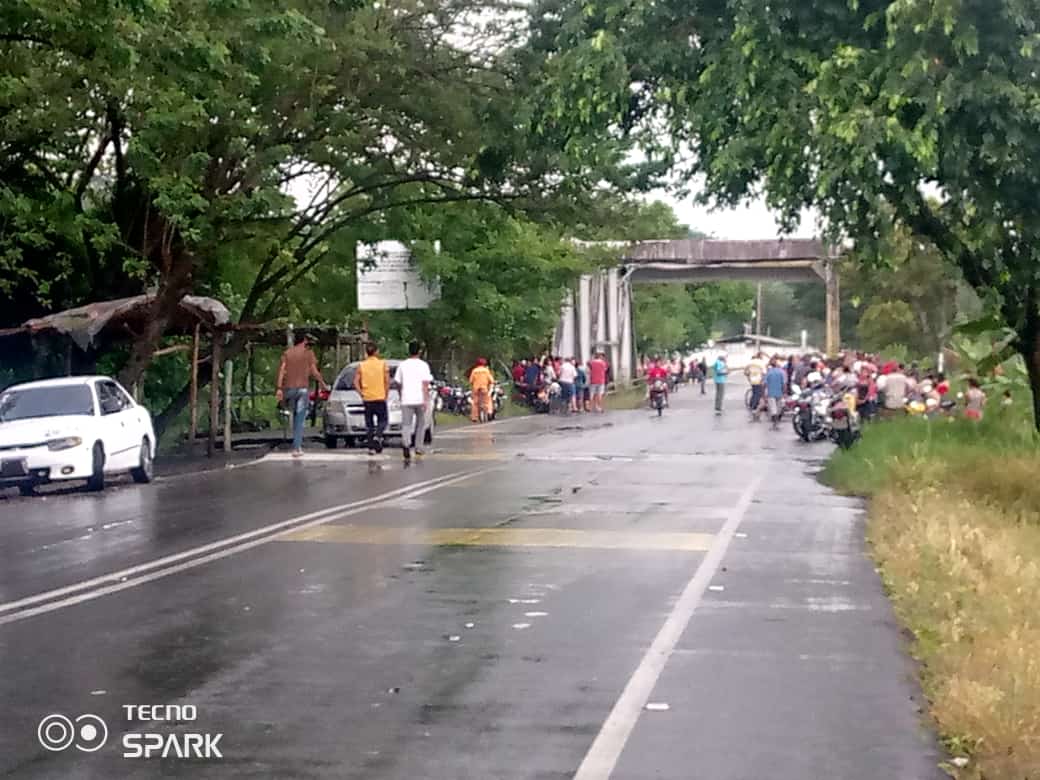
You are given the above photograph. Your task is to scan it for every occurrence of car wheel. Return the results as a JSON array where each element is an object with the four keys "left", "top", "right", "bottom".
[
  {"left": 18, "top": 483, "right": 35, "bottom": 497},
  {"left": 86, "top": 443, "right": 105, "bottom": 492},
  {"left": 131, "top": 437, "right": 154, "bottom": 484},
  {"left": 324, "top": 434, "right": 339, "bottom": 449},
  {"left": 343, "top": 437, "right": 356, "bottom": 449}
]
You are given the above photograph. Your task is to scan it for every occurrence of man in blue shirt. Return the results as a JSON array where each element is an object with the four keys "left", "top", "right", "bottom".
[
  {"left": 764, "top": 359, "right": 787, "bottom": 429},
  {"left": 713, "top": 353, "right": 728, "bottom": 414}
]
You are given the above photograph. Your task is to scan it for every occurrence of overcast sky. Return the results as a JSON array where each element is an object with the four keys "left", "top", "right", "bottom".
[{"left": 646, "top": 188, "right": 820, "bottom": 240}]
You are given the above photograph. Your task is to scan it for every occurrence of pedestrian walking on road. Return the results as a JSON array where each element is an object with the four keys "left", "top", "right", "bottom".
[
  {"left": 698, "top": 357, "right": 708, "bottom": 394},
  {"left": 354, "top": 342, "right": 390, "bottom": 454},
  {"left": 745, "top": 352, "right": 766, "bottom": 422},
  {"left": 276, "top": 333, "right": 328, "bottom": 458},
  {"left": 469, "top": 358, "right": 495, "bottom": 422},
  {"left": 394, "top": 341, "right": 433, "bottom": 462},
  {"left": 764, "top": 359, "right": 786, "bottom": 430},
  {"left": 713, "top": 353, "right": 729, "bottom": 414}
]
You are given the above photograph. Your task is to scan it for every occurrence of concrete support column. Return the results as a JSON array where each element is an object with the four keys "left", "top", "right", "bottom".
[
  {"left": 595, "top": 273, "right": 608, "bottom": 352},
  {"left": 606, "top": 267, "right": 620, "bottom": 373},
  {"left": 618, "top": 276, "right": 634, "bottom": 384},
  {"left": 556, "top": 289, "right": 576, "bottom": 357},
  {"left": 825, "top": 260, "right": 841, "bottom": 356},
  {"left": 577, "top": 275, "right": 592, "bottom": 363}
]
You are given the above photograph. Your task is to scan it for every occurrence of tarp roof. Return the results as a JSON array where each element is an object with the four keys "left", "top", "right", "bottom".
[{"left": 0, "top": 295, "right": 231, "bottom": 351}]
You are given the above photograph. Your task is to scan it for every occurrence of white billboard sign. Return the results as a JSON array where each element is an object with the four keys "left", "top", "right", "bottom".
[{"left": 356, "top": 240, "right": 441, "bottom": 311}]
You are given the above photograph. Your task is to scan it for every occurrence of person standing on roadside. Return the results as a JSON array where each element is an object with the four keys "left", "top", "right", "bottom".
[
  {"left": 558, "top": 356, "right": 578, "bottom": 413},
  {"left": 276, "top": 333, "right": 329, "bottom": 458},
  {"left": 354, "top": 342, "right": 390, "bottom": 454},
  {"left": 964, "top": 377, "right": 987, "bottom": 421},
  {"left": 713, "top": 353, "right": 729, "bottom": 414},
  {"left": 469, "top": 358, "right": 495, "bottom": 422},
  {"left": 394, "top": 341, "right": 433, "bottom": 462},
  {"left": 587, "top": 351, "right": 609, "bottom": 413},
  {"left": 878, "top": 363, "right": 909, "bottom": 414},
  {"left": 575, "top": 358, "right": 590, "bottom": 413}
]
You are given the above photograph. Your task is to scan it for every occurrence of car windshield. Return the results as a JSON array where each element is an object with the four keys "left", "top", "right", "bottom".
[
  {"left": 0, "top": 385, "right": 95, "bottom": 422},
  {"left": 334, "top": 362, "right": 401, "bottom": 391}
]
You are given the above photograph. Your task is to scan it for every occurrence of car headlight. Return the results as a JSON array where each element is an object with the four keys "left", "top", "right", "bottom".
[{"left": 47, "top": 436, "right": 83, "bottom": 451}]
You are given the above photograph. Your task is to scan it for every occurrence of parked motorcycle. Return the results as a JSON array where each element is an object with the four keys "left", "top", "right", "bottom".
[
  {"left": 793, "top": 386, "right": 832, "bottom": 442},
  {"left": 828, "top": 392, "right": 861, "bottom": 449}
]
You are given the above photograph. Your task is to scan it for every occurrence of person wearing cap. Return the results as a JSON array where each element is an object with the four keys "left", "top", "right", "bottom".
[
  {"left": 276, "top": 332, "right": 328, "bottom": 457},
  {"left": 468, "top": 358, "right": 495, "bottom": 422}
]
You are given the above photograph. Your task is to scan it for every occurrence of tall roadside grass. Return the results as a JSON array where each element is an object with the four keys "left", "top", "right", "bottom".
[{"left": 823, "top": 409, "right": 1040, "bottom": 779}]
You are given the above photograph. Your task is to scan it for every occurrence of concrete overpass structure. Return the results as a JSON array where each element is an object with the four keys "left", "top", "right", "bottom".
[{"left": 552, "top": 239, "right": 843, "bottom": 382}]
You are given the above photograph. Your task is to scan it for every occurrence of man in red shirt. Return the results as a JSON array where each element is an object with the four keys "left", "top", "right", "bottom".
[{"left": 587, "top": 352, "right": 610, "bottom": 413}]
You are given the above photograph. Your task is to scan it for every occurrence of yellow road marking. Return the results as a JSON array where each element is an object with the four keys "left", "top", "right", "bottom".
[{"left": 279, "top": 525, "right": 713, "bottom": 552}]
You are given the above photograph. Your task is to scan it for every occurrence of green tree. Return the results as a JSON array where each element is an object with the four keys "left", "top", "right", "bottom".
[
  {"left": 532, "top": 0, "right": 1040, "bottom": 429},
  {"left": 1, "top": 0, "right": 632, "bottom": 390}
]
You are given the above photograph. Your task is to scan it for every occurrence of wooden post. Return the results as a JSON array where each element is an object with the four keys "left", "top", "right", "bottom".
[
  {"left": 189, "top": 324, "right": 200, "bottom": 443},
  {"left": 825, "top": 261, "right": 841, "bottom": 357},
  {"left": 223, "top": 357, "right": 233, "bottom": 453},
  {"left": 207, "top": 335, "right": 221, "bottom": 458}
]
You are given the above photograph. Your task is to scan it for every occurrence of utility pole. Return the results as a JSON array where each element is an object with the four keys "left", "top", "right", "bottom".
[{"left": 755, "top": 282, "right": 764, "bottom": 351}]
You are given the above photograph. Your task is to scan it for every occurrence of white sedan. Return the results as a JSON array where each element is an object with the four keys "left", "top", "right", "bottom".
[{"left": 0, "top": 376, "right": 156, "bottom": 494}]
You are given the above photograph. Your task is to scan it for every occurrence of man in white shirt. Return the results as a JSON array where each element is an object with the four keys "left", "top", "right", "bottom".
[
  {"left": 393, "top": 341, "right": 433, "bottom": 461},
  {"left": 558, "top": 357, "right": 578, "bottom": 413}
]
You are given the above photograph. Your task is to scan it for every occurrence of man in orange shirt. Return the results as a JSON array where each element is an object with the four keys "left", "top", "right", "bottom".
[
  {"left": 353, "top": 342, "right": 391, "bottom": 454},
  {"left": 468, "top": 358, "right": 495, "bottom": 423},
  {"left": 276, "top": 333, "right": 328, "bottom": 457}
]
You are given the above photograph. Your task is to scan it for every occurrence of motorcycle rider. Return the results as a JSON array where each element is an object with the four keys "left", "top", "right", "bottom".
[
  {"left": 669, "top": 354, "right": 684, "bottom": 391},
  {"left": 646, "top": 358, "right": 670, "bottom": 408}
]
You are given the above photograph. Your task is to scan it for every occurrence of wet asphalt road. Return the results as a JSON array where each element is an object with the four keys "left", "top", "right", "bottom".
[{"left": 0, "top": 387, "right": 943, "bottom": 779}]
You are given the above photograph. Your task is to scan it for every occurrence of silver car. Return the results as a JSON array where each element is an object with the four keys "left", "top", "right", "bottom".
[{"left": 322, "top": 360, "right": 435, "bottom": 449}]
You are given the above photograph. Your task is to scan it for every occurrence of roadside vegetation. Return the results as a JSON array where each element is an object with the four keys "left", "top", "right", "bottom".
[{"left": 823, "top": 408, "right": 1040, "bottom": 779}]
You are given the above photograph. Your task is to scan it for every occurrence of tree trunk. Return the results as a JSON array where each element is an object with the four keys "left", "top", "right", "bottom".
[
  {"left": 1021, "top": 329, "right": 1040, "bottom": 434},
  {"left": 118, "top": 255, "right": 194, "bottom": 389},
  {"left": 1015, "top": 284, "right": 1040, "bottom": 433}
]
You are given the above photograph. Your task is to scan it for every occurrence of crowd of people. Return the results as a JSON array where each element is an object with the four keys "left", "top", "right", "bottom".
[
  {"left": 632, "top": 349, "right": 997, "bottom": 425},
  {"left": 510, "top": 353, "right": 612, "bottom": 414}
]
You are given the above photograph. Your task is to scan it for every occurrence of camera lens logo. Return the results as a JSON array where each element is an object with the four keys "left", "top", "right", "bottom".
[{"left": 38, "top": 714, "right": 108, "bottom": 753}]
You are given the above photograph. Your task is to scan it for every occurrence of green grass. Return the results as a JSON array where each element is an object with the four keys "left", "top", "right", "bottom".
[
  {"left": 822, "top": 409, "right": 1040, "bottom": 779},
  {"left": 608, "top": 382, "right": 649, "bottom": 411}
]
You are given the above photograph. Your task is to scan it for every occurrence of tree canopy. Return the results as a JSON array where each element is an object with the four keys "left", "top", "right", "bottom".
[
  {"left": 532, "top": 0, "right": 1040, "bottom": 427},
  {"left": 0, "top": 0, "right": 641, "bottom": 385}
]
